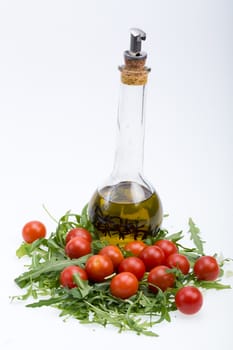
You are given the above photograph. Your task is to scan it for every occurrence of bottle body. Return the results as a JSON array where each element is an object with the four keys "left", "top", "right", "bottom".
[{"left": 87, "top": 83, "right": 163, "bottom": 244}]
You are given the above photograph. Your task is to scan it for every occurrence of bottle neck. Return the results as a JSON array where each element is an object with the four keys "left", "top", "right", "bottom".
[{"left": 111, "top": 83, "right": 147, "bottom": 182}]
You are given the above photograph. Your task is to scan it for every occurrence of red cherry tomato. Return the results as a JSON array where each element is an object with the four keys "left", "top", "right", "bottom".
[
  {"left": 166, "top": 253, "right": 190, "bottom": 275},
  {"left": 193, "top": 256, "right": 220, "bottom": 281},
  {"left": 60, "top": 265, "right": 88, "bottom": 289},
  {"left": 148, "top": 265, "right": 175, "bottom": 293},
  {"left": 22, "top": 220, "right": 46, "bottom": 243},
  {"left": 65, "top": 237, "right": 91, "bottom": 259},
  {"left": 118, "top": 256, "right": 146, "bottom": 280},
  {"left": 99, "top": 245, "right": 124, "bottom": 269},
  {"left": 124, "top": 241, "right": 147, "bottom": 256},
  {"left": 65, "top": 227, "right": 92, "bottom": 244},
  {"left": 154, "top": 239, "right": 178, "bottom": 258},
  {"left": 175, "top": 286, "right": 203, "bottom": 315},
  {"left": 110, "top": 272, "right": 138, "bottom": 299},
  {"left": 85, "top": 254, "right": 114, "bottom": 282},
  {"left": 139, "top": 245, "right": 165, "bottom": 271}
]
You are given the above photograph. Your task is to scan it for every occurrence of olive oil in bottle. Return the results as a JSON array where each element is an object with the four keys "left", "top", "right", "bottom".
[
  {"left": 88, "top": 29, "right": 163, "bottom": 244},
  {"left": 88, "top": 181, "right": 162, "bottom": 245}
]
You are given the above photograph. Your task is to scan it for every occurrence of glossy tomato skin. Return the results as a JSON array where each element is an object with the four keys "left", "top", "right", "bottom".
[
  {"left": 166, "top": 253, "right": 190, "bottom": 275},
  {"left": 65, "top": 227, "right": 92, "bottom": 244},
  {"left": 139, "top": 245, "right": 165, "bottom": 271},
  {"left": 65, "top": 237, "right": 91, "bottom": 259},
  {"left": 154, "top": 239, "right": 178, "bottom": 259},
  {"left": 110, "top": 272, "right": 138, "bottom": 299},
  {"left": 118, "top": 257, "right": 146, "bottom": 280},
  {"left": 194, "top": 256, "right": 220, "bottom": 281},
  {"left": 148, "top": 265, "right": 175, "bottom": 293},
  {"left": 99, "top": 245, "right": 124, "bottom": 269},
  {"left": 85, "top": 254, "right": 114, "bottom": 282},
  {"left": 22, "top": 220, "right": 46, "bottom": 243},
  {"left": 175, "top": 286, "right": 203, "bottom": 315},
  {"left": 124, "top": 241, "right": 147, "bottom": 256},
  {"left": 60, "top": 265, "right": 88, "bottom": 289}
]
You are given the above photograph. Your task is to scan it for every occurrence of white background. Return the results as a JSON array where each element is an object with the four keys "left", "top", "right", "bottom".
[{"left": 0, "top": 0, "right": 233, "bottom": 349}]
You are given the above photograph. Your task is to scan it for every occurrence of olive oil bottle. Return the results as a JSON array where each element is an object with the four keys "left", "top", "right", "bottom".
[{"left": 88, "top": 29, "right": 163, "bottom": 244}]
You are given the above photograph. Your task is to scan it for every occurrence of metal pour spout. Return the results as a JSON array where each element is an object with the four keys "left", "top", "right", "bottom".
[{"left": 129, "top": 28, "right": 146, "bottom": 56}]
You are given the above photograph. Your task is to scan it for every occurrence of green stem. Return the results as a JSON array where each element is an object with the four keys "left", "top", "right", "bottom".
[{"left": 42, "top": 204, "right": 59, "bottom": 224}]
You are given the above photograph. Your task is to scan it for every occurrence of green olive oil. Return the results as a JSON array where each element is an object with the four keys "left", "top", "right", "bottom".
[{"left": 88, "top": 181, "right": 163, "bottom": 245}]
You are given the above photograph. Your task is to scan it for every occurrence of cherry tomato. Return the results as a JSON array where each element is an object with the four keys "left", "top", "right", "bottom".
[
  {"left": 60, "top": 265, "right": 88, "bottom": 289},
  {"left": 124, "top": 241, "right": 147, "bottom": 256},
  {"left": 65, "top": 237, "right": 91, "bottom": 259},
  {"left": 139, "top": 245, "right": 165, "bottom": 271},
  {"left": 22, "top": 220, "right": 46, "bottom": 243},
  {"left": 110, "top": 272, "right": 138, "bottom": 299},
  {"left": 175, "top": 286, "right": 203, "bottom": 315},
  {"left": 99, "top": 245, "right": 124, "bottom": 269},
  {"left": 85, "top": 254, "right": 114, "bottom": 282},
  {"left": 154, "top": 239, "right": 178, "bottom": 258},
  {"left": 148, "top": 265, "right": 175, "bottom": 293},
  {"left": 194, "top": 255, "right": 220, "bottom": 281},
  {"left": 166, "top": 253, "right": 190, "bottom": 275},
  {"left": 118, "top": 257, "right": 146, "bottom": 280},
  {"left": 65, "top": 227, "right": 92, "bottom": 244}
]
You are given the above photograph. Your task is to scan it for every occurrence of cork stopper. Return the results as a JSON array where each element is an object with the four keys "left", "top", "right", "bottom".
[{"left": 119, "top": 28, "right": 150, "bottom": 86}]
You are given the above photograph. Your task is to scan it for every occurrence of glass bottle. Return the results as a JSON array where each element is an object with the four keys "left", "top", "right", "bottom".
[{"left": 88, "top": 28, "right": 163, "bottom": 244}]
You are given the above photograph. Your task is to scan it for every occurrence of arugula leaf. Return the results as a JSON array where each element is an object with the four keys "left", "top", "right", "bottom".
[
  {"left": 16, "top": 238, "right": 47, "bottom": 258},
  {"left": 15, "top": 255, "right": 91, "bottom": 288},
  {"left": 188, "top": 218, "right": 205, "bottom": 255},
  {"left": 196, "top": 280, "right": 231, "bottom": 290},
  {"left": 72, "top": 273, "right": 93, "bottom": 298},
  {"left": 166, "top": 230, "right": 184, "bottom": 243}
]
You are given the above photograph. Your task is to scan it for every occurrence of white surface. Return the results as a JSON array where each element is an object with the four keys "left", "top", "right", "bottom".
[{"left": 1, "top": 0, "right": 233, "bottom": 349}]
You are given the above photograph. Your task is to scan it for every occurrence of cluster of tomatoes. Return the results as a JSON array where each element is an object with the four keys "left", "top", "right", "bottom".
[{"left": 22, "top": 221, "right": 220, "bottom": 315}]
